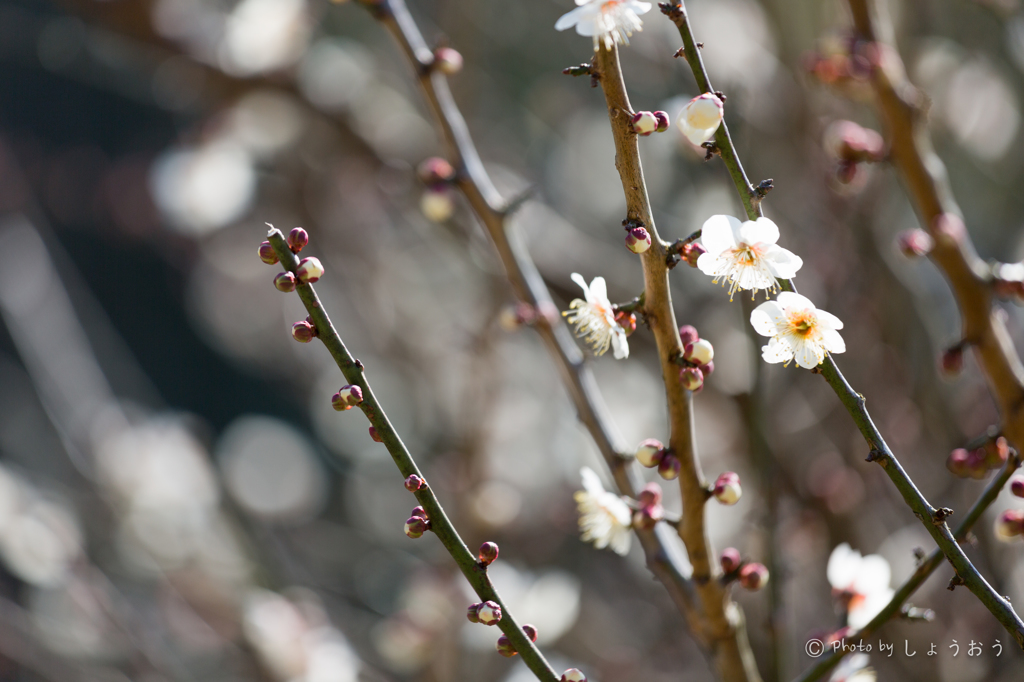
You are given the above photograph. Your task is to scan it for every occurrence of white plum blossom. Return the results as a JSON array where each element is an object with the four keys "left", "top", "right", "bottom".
[
  {"left": 563, "top": 273, "right": 629, "bottom": 359},
  {"left": 829, "top": 653, "right": 876, "bottom": 682},
  {"left": 826, "top": 543, "right": 894, "bottom": 630},
  {"left": 696, "top": 215, "right": 803, "bottom": 300},
  {"left": 750, "top": 292, "right": 845, "bottom": 369},
  {"left": 554, "top": 0, "right": 652, "bottom": 51},
  {"left": 677, "top": 93, "right": 724, "bottom": 146},
  {"left": 574, "top": 467, "right": 631, "bottom": 556}
]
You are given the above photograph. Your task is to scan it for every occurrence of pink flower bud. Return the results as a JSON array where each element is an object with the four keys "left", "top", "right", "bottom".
[
  {"left": 984, "top": 437, "right": 1010, "bottom": 470},
  {"left": 496, "top": 634, "right": 517, "bottom": 657},
  {"left": 297, "top": 257, "right": 324, "bottom": 284},
  {"left": 467, "top": 603, "right": 482, "bottom": 623},
  {"left": 287, "top": 227, "right": 309, "bottom": 253},
  {"left": 274, "top": 271, "right": 297, "bottom": 292},
  {"left": 713, "top": 472, "right": 742, "bottom": 506},
  {"left": 477, "top": 601, "right": 502, "bottom": 625},
  {"left": 653, "top": 111, "right": 670, "bottom": 133},
  {"left": 259, "top": 241, "right": 279, "bottom": 264},
  {"left": 331, "top": 392, "right": 352, "bottom": 411},
  {"left": 633, "top": 504, "right": 663, "bottom": 530},
  {"left": 685, "top": 338, "right": 714, "bottom": 365},
  {"left": 421, "top": 187, "right": 455, "bottom": 222},
  {"left": 417, "top": 157, "right": 456, "bottom": 185},
  {"left": 658, "top": 453, "right": 681, "bottom": 480},
  {"left": 411, "top": 506, "right": 428, "bottom": 519},
  {"left": 625, "top": 226, "right": 651, "bottom": 254},
  {"left": 995, "top": 509, "right": 1024, "bottom": 541},
  {"left": 631, "top": 111, "right": 658, "bottom": 136},
  {"left": 700, "top": 361, "right": 714, "bottom": 377},
  {"left": 966, "top": 449, "right": 989, "bottom": 480},
  {"left": 679, "top": 366, "right": 704, "bottom": 392},
  {"left": 369, "top": 426, "right": 383, "bottom": 442},
  {"left": 405, "top": 474, "right": 424, "bottom": 491},
  {"left": 720, "top": 547, "right": 741, "bottom": 574},
  {"left": 638, "top": 482, "right": 662, "bottom": 508},
  {"left": 946, "top": 448, "right": 970, "bottom": 478},
  {"left": 479, "top": 542, "right": 499, "bottom": 565},
  {"left": 404, "top": 516, "right": 428, "bottom": 538},
  {"left": 561, "top": 669, "right": 587, "bottom": 682},
  {"left": 614, "top": 310, "right": 637, "bottom": 336},
  {"left": 681, "top": 242, "right": 706, "bottom": 267},
  {"left": 336, "top": 385, "right": 363, "bottom": 407},
  {"left": 940, "top": 345, "right": 964, "bottom": 377},
  {"left": 522, "top": 624, "right": 538, "bottom": 642},
  {"left": 1011, "top": 476, "right": 1024, "bottom": 498},
  {"left": 896, "top": 229, "right": 933, "bottom": 258},
  {"left": 678, "top": 325, "right": 699, "bottom": 347},
  {"left": 739, "top": 562, "right": 769, "bottom": 590},
  {"left": 433, "top": 47, "right": 463, "bottom": 75},
  {"left": 291, "top": 321, "right": 315, "bottom": 343},
  {"left": 635, "top": 438, "right": 665, "bottom": 468},
  {"left": 932, "top": 213, "right": 966, "bottom": 249}
]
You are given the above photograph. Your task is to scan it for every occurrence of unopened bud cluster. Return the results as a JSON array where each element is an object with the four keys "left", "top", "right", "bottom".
[
  {"left": 677, "top": 241, "right": 706, "bottom": 268},
  {"left": 634, "top": 438, "right": 680, "bottom": 481},
  {"left": 997, "top": 476, "right": 1024, "bottom": 542},
  {"left": 719, "top": 547, "right": 769, "bottom": 591},
  {"left": 677, "top": 325, "right": 714, "bottom": 392},
  {"left": 803, "top": 36, "right": 880, "bottom": 89},
  {"left": 631, "top": 110, "right": 670, "bottom": 137},
  {"left": 467, "top": 600, "right": 502, "bottom": 625},
  {"left": 947, "top": 437, "right": 1009, "bottom": 480},
  {"left": 826, "top": 120, "right": 884, "bottom": 187},
  {"left": 331, "top": 384, "right": 363, "bottom": 411},
  {"left": 622, "top": 217, "right": 651, "bottom": 254},
  {"left": 494, "top": 624, "right": 538, "bottom": 657},
  {"left": 632, "top": 482, "right": 664, "bottom": 530},
  {"left": 993, "top": 261, "right": 1024, "bottom": 302},
  {"left": 404, "top": 506, "right": 431, "bottom": 538},
  {"left": 418, "top": 157, "right": 457, "bottom": 222},
  {"left": 499, "top": 301, "right": 560, "bottom": 331}
]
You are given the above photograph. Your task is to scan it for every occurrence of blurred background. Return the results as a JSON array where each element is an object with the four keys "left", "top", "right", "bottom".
[{"left": 0, "top": 0, "right": 1023, "bottom": 680}]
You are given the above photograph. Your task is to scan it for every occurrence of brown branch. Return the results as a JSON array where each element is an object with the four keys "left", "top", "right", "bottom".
[
  {"left": 593, "top": 44, "right": 761, "bottom": 682},
  {"left": 363, "top": 0, "right": 704, "bottom": 641},
  {"left": 847, "top": 0, "right": 1024, "bottom": 459}
]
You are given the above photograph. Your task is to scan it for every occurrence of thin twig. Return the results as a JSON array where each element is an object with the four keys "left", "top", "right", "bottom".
[
  {"left": 793, "top": 451, "right": 1022, "bottom": 682},
  {"left": 267, "top": 229, "right": 559, "bottom": 682},
  {"left": 593, "top": 43, "right": 762, "bottom": 682},
  {"left": 363, "top": 0, "right": 704, "bottom": 637}
]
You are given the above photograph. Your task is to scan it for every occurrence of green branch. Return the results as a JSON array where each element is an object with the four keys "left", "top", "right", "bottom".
[{"left": 266, "top": 229, "right": 559, "bottom": 682}]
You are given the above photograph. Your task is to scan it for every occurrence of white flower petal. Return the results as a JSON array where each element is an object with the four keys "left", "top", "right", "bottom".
[
  {"left": 852, "top": 555, "right": 891, "bottom": 595},
  {"left": 570, "top": 272, "right": 589, "bottom": 296},
  {"left": 763, "top": 245, "right": 803, "bottom": 279},
  {"left": 580, "top": 466, "right": 603, "bottom": 495},
  {"left": 588, "top": 275, "right": 608, "bottom": 304},
  {"left": 827, "top": 543, "right": 860, "bottom": 589},
  {"left": 761, "top": 337, "right": 793, "bottom": 364},
  {"left": 700, "top": 215, "right": 741, "bottom": 256},
  {"left": 750, "top": 301, "right": 785, "bottom": 336},
  {"left": 611, "top": 327, "right": 629, "bottom": 359},
  {"left": 821, "top": 328, "right": 846, "bottom": 354},
  {"left": 555, "top": 5, "right": 591, "bottom": 31},
  {"left": 775, "top": 291, "right": 815, "bottom": 311},
  {"left": 793, "top": 339, "right": 825, "bottom": 369},
  {"left": 815, "top": 309, "right": 844, "bottom": 331},
  {"left": 739, "top": 217, "right": 780, "bottom": 246}
]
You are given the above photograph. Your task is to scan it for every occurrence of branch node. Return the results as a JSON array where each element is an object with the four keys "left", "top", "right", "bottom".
[
  {"left": 932, "top": 507, "right": 954, "bottom": 525},
  {"left": 865, "top": 448, "right": 886, "bottom": 463},
  {"left": 701, "top": 141, "right": 721, "bottom": 162},
  {"left": 658, "top": 2, "right": 684, "bottom": 20},
  {"left": 948, "top": 573, "right": 965, "bottom": 591}
]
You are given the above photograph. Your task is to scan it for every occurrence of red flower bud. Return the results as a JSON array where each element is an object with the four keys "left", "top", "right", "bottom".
[
  {"left": 259, "top": 241, "right": 279, "bottom": 264},
  {"left": 739, "top": 562, "right": 769, "bottom": 590},
  {"left": 405, "top": 474, "right": 424, "bottom": 492},
  {"left": 658, "top": 453, "right": 681, "bottom": 480},
  {"left": 287, "top": 227, "right": 309, "bottom": 253},
  {"left": 479, "top": 541, "right": 499, "bottom": 566},
  {"left": 433, "top": 47, "right": 463, "bottom": 75},
  {"left": 274, "top": 271, "right": 297, "bottom": 292},
  {"left": 896, "top": 229, "right": 933, "bottom": 258},
  {"left": 720, "top": 547, "right": 742, "bottom": 574},
  {"left": 369, "top": 426, "right": 383, "bottom": 442},
  {"left": 635, "top": 439, "right": 665, "bottom": 468},
  {"left": 522, "top": 624, "right": 538, "bottom": 642},
  {"left": 678, "top": 325, "right": 699, "bottom": 347},
  {"left": 638, "top": 482, "right": 662, "bottom": 508}
]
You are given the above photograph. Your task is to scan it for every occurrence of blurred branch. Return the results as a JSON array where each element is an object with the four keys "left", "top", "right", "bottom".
[
  {"left": 360, "top": 0, "right": 706, "bottom": 638},
  {"left": 845, "top": 0, "right": 1024, "bottom": 465},
  {"left": 266, "top": 228, "right": 559, "bottom": 681},
  {"left": 793, "top": 450, "right": 1022, "bottom": 682},
  {"left": 592, "top": 43, "right": 761, "bottom": 682}
]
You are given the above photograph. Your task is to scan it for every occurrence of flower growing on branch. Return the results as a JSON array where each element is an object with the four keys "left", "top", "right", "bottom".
[
  {"left": 554, "top": 0, "right": 652, "bottom": 51},
  {"left": 750, "top": 292, "right": 845, "bottom": 369},
  {"left": 563, "top": 273, "right": 629, "bottom": 359},
  {"left": 574, "top": 467, "right": 631, "bottom": 555},
  {"left": 697, "top": 215, "right": 803, "bottom": 300},
  {"left": 677, "top": 93, "right": 724, "bottom": 146},
  {"left": 827, "top": 543, "right": 894, "bottom": 629}
]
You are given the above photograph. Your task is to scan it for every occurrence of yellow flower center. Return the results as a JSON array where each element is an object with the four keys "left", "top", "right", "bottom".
[{"left": 788, "top": 310, "right": 817, "bottom": 337}]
